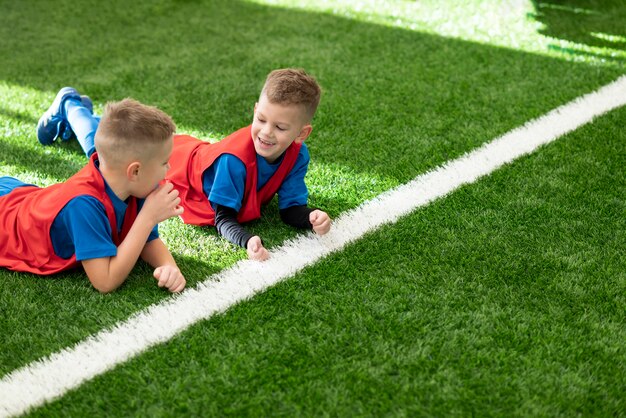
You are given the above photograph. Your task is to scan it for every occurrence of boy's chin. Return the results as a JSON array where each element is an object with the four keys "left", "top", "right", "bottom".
[
  {"left": 254, "top": 141, "right": 287, "bottom": 159},
  {"left": 256, "top": 149, "right": 279, "bottom": 162},
  {"left": 254, "top": 144, "right": 272, "bottom": 157}
]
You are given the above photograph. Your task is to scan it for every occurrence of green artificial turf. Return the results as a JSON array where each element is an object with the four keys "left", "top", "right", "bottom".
[
  {"left": 31, "top": 100, "right": 626, "bottom": 418},
  {"left": 0, "top": 0, "right": 625, "bottom": 415}
]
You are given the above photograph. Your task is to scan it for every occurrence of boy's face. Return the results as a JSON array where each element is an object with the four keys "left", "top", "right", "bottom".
[
  {"left": 132, "top": 137, "right": 173, "bottom": 198},
  {"left": 251, "top": 94, "right": 312, "bottom": 164}
]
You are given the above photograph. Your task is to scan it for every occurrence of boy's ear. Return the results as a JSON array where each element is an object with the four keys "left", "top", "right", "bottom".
[
  {"left": 295, "top": 124, "right": 313, "bottom": 144},
  {"left": 126, "top": 161, "right": 141, "bottom": 180}
]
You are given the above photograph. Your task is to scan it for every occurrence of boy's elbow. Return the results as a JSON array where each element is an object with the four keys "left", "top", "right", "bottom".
[
  {"left": 88, "top": 273, "right": 120, "bottom": 293},
  {"left": 92, "top": 281, "right": 117, "bottom": 294},
  {"left": 83, "top": 258, "right": 123, "bottom": 293}
]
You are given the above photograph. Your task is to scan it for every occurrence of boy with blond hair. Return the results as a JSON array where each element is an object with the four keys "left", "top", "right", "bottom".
[
  {"left": 167, "top": 68, "right": 332, "bottom": 260},
  {"left": 0, "top": 89, "right": 186, "bottom": 293}
]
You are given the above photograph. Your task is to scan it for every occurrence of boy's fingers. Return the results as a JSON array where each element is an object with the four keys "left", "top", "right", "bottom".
[
  {"left": 314, "top": 218, "right": 331, "bottom": 235},
  {"left": 155, "top": 266, "right": 185, "bottom": 292},
  {"left": 170, "top": 281, "right": 185, "bottom": 293},
  {"left": 157, "top": 268, "right": 172, "bottom": 287},
  {"left": 310, "top": 210, "right": 330, "bottom": 226},
  {"left": 160, "top": 180, "right": 174, "bottom": 192},
  {"left": 249, "top": 245, "right": 267, "bottom": 260},
  {"left": 171, "top": 277, "right": 186, "bottom": 293},
  {"left": 164, "top": 275, "right": 177, "bottom": 289},
  {"left": 167, "top": 187, "right": 179, "bottom": 199},
  {"left": 151, "top": 183, "right": 166, "bottom": 197}
]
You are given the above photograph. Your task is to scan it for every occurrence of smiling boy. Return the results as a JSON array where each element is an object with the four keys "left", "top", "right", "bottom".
[{"left": 167, "top": 68, "right": 331, "bottom": 260}]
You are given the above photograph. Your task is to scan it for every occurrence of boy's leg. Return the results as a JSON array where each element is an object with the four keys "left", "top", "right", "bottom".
[
  {"left": 64, "top": 97, "right": 99, "bottom": 157},
  {"left": 36, "top": 87, "right": 81, "bottom": 145}
]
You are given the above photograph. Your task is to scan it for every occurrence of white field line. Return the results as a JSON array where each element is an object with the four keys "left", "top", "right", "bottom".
[{"left": 2, "top": 75, "right": 626, "bottom": 417}]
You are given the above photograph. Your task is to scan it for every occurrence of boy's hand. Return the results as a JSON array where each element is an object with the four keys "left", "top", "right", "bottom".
[
  {"left": 154, "top": 264, "right": 186, "bottom": 293},
  {"left": 143, "top": 181, "right": 183, "bottom": 224},
  {"left": 247, "top": 236, "right": 270, "bottom": 261},
  {"left": 310, "top": 210, "right": 331, "bottom": 235}
]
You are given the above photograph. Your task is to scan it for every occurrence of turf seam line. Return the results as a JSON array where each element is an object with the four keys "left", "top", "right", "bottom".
[{"left": 1, "top": 75, "right": 625, "bottom": 417}]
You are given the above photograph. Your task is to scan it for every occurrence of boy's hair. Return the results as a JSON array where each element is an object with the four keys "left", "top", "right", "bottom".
[
  {"left": 95, "top": 98, "right": 176, "bottom": 167},
  {"left": 261, "top": 68, "right": 321, "bottom": 121}
]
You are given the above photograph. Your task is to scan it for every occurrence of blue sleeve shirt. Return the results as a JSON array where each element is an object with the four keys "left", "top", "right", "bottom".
[
  {"left": 50, "top": 183, "right": 158, "bottom": 261},
  {"left": 0, "top": 177, "right": 34, "bottom": 197},
  {"left": 202, "top": 154, "right": 247, "bottom": 212},
  {"left": 274, "top": 143, "right": 310, "bottom": 209},
  {"left": 202, "top": 143, "right": 310, "bottom": 212}
]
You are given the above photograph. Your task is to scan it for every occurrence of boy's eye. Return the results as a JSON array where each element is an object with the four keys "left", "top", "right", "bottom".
[
  {"left": 276, "top": 126, "right": 286, "bottom": 131},
  {"left": 257, "top": 117, "right": 266, "bottom": 123}
]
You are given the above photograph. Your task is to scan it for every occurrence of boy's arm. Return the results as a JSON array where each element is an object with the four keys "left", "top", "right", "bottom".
[
  {"left": 203, "top": 155, "right": 266, "bottom": 260},
  {"left": 140, "top": 238, "right": 185, "bottom": 293},
  {"left": 276, "top": 144, "right": 330, "bottom": 235},
  {"left": 280, "top": 205, "right": 331, "bottom": 235},
  {"left": 81, "top": 215, "right": 161, "bottom": 293},
  {"left": 214, "top": 204, "right": 254, "bottom": 248},
  {"left": 82, "top": 182, "right": 182, "bottom": 293},
  {"left": 214, "top": 204, "right": 269, "bottom": 261},
  {"left": 279, "top": 205, "right": 315, "bottom": 229}
]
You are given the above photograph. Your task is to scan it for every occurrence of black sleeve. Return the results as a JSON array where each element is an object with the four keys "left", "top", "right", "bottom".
[
  {"left": 213, "top": 204, "right": 255, "bottom": 248},
  {"left": 279, "top": 205, "right": 315, "bottom": 230}
]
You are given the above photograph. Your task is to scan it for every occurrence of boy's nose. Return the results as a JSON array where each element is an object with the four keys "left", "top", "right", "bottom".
[{"left": 261, "top": 124, "right": 272, "bottom": 137}]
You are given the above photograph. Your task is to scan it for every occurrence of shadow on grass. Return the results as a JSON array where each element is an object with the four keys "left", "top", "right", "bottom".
[
  {"left": 530, "top": 1, "right": 626, "bottom": 53},
  {"left": 0, "top": 105, "right": 37, "bottom": 125},
  {"left": 0, "top": 138, "right": 84, "bottom": 182},
  {"left": 547, "top": 43, "right": 626, "bottom": 63}
]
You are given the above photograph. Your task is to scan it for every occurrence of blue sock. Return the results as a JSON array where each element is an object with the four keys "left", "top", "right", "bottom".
[{"left": 64, "top": 98, "right": 99, "bottom": 157}]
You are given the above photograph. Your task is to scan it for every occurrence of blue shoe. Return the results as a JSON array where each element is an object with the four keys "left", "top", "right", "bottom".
[
  {"left": 37, "top": 87, "right": 81, "bottom": 145},
  {"left": 80, "top": 95, "right": 93, "bottom": 114},
  {"left": 60, "top": 95, "right": 94, "bottom": 141}
]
